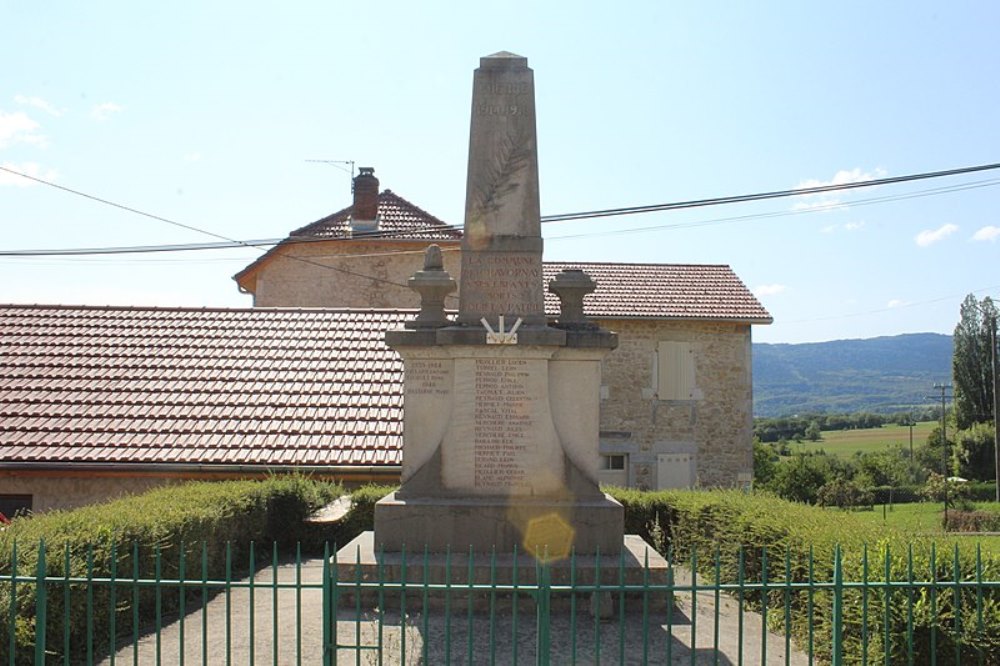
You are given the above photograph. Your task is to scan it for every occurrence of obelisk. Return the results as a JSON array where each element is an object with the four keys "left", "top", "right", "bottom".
[
  {"left": 457, "top": 52, "right": 547, "bottom": 328},
  {"left": 377, "top": 52, "right": 623, "bottom": 556}
]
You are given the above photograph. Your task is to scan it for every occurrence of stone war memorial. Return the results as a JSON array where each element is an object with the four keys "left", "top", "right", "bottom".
[{"left": 340, "top": 52, "right": 664, "bottom": 587}]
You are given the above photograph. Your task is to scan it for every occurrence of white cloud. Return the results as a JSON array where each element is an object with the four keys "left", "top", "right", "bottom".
[
  {"left": 183, "top": 152, "right": 202, "bottom": 162},
  {"left": 795, "top": 167, "right": 887, "bottom": 191},
  {"left": 0, "top": 162, "right": 58, "bottom": 187},
  {"left": 819, "top": 220, "right": 866, "bottom": 234},
  {"left": 972, "top": 226, "right": 1000, "bottom": 242},
  {"left": 792, "top": 198, "right": 845, "bottom": 213},
  {"left": 887, "top": 299, "right": 907, "bottom": 309},
  {"left": 14, "top": 94, "right": 62, "bottom": 117},
  {"left": 0, "top": 110, "right": 45, "bottom": 148},
  {"left": 792, "top": 167, "right": 886, "bottom": 212},
  {"left": 91, "top": 102, "right": 123, "bottom": 120},
  {"left": 915, "top": 224, "right": 959, "bottom": 247},
  {"left": 754, "top": 284, "right": 787, "bottom": 297}
]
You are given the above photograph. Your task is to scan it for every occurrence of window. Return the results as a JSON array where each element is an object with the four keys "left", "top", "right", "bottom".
[
  {"left": 0, "top": 495, "right": 32, "bottom": 521},
  {"left": 601, "top": 454, "right": 626, "bottom": 471},
  {"left": 656, "top": 341, "right": 696, "bottom": 400}
]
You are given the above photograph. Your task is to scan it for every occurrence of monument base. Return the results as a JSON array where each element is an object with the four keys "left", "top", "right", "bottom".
[
  {"left": 334, "top": 532, "right": 669, "bottom": 614},
  {"left": 374, "top": 491, "right": 624, "bottom": 555}
]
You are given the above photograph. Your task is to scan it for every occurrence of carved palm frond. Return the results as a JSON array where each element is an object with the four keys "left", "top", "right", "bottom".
[{"left": 473, "top": 124, "right": 531, "bottom": 217}]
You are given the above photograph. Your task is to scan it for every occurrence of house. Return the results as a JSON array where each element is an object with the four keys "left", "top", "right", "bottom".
[
  {"left": 0, "top": 170, "right": 771, "bottom": 513},
  {"left": 233, "top": 168, "right": 771, "bottom": 490}
]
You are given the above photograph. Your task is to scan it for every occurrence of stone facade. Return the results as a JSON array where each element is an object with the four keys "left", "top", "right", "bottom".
[
  {"left": 1, "top": 475, "right": 186, "bottom": 513},
  {"left": 247, "top": 240, "right": 462, "bottom": 309},
  {"left": 244, "top": 249, "right": 757, "bottom": 490},
  {"left": 244, "top": 244, "right": 756, "bottom": 490},
  {"left": 594, "top": 318, "right": 754, "bottom": 490}
]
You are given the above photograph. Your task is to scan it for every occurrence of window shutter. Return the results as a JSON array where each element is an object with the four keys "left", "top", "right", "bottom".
[{"left": 656, "top": 341, "right": 696, "bottom": 400}]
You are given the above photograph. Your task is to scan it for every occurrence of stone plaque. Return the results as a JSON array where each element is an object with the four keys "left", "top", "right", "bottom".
[{"left": 441, "top": 350, "right": 563, "bottom": 495}]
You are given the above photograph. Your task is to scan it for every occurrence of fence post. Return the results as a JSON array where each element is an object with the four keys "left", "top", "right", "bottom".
[
  {"left": 536, "top": 558, "right": 551, "bottom": 666},
  {"left": 831, "top": 545, "right": 843, "bottom": 666},
  {"left": 34, "top": 540, "right": 47, "bottom": 666},
  {"left": 322, "top": 542, "right": 332, "bottom": 666}
]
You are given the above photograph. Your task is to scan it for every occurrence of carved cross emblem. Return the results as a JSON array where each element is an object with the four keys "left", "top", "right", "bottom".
[{"left": 482, "top": 315, "right": 523, "bottom": 345}]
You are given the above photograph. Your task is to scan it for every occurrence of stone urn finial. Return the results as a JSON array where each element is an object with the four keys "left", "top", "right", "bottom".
[
  {"left": 405, "top": 244, "right": 456, "bottom": 329},
  {"left": 548, "top": 268, "right": 597, "bottom": 329}
]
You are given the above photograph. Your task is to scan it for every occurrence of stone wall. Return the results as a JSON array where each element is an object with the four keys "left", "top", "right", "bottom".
[
  {"left": 1, "top": 475, "right": 186, "bottom": 513},
  {"left": 250, "top": 240, "right": 463, "bottom": 308},
  {"left": 594, "top": 318, "right": 754, "bottom": 490}
]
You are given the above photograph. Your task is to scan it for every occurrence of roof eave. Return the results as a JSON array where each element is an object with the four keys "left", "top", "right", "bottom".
[
  {"left": 0, "top": 461, "right": 403, "bottom": 476},
  {"left": 588, "top": 314, "right": 774, "bottom": 325}
]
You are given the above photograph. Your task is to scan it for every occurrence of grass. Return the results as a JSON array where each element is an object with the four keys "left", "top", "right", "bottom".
[
  {"left": 845, "top": 501, "right": 1000, "bottom": 552},
  {"left": 791, "top": 420, "right": 937, "bottom": 457}
]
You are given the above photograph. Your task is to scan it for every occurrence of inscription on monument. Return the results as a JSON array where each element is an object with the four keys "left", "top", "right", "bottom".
[
  {"left": 473, "top": 358, "right": 531, "bottom": 489},
  {"left": 461, "top": 253, "right": 542, "bottom": 315},
  {"left": 407, "top": 360, "right": 450, "bottom": 396}
]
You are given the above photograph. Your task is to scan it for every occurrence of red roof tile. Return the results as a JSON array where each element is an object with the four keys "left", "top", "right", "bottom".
[
  {"left": 543, "top": 262, "right": 772, "bottom": 323},
  {"left": 289, "top": 190, "right": 462, "bottom": 242},
  {"left": 0, "top": 265, "right": 767, "bottom": 468},
  {"left": 0, "top": 305, "right": 408, "bottom": 468},
  {"left": 234, "top": 190, "right": 462, "bottom": 286}
]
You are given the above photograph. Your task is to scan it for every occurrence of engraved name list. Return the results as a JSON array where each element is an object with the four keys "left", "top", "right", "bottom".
[{"left": 473, "top": 358, "right": 531, "bottom": 489}]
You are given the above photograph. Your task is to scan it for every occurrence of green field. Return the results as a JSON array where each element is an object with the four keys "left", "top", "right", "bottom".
[
  {"left": 791, "top": 420, "right": 937, "bottom": 457},
  {"left": 845, "top": 501, "right": 1000, "bottom": 552}
]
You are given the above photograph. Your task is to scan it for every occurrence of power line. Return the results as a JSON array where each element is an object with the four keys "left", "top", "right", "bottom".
[
  {"left": 540, "top": 161, "right": 1000, "bottom": 222},
  {"left": 2, "top": 161, "right": 999, "bottom": 258},
  {"left": 0, "top": 165, "right": 421, "bottom": 295},
  {"left": 548, "top": 178, "right": 1000, "bottom": 241}
]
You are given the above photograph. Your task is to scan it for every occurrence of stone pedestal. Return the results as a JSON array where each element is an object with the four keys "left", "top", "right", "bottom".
[
  {"left": 374, "top": 492, "right": 623, "bottom": 555},
  {"left": 374, "top": 51, "right": 625, "bottom": 559},
  {"left": 335, "top": 532, "right": 669, "bottom": 614}
]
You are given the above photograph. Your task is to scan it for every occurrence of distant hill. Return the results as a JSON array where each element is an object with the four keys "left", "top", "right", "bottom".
[{"left": 752, "top": 333, "right": 952, "bottom": 417}]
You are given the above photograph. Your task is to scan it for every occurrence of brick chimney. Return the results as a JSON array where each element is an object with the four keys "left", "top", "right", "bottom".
[{"left": 350, "top": 167, "right": 379, "bottom": 233}]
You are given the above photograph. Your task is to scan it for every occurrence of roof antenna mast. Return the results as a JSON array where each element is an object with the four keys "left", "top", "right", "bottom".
[{"left": 305, "top": 159, "right": 356, "bottom": 193}]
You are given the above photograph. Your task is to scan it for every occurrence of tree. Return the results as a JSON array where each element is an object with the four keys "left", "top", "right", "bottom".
[
  {"left": 752, "top": 440, "right": 777, "bottom": 485},
  {"left": 805, "top": 421, "right": 822, "bottom": 442},
  {"left": 853, "top": 448, "right": 911, "bottom": 487},
  {"left": 954, "top": 422, "right": 996, "bottom": 481},
  {"left": 817, "top": 478, "right": 874, "bottom": 509},
  {"left": 915, "top": 424, "right": 955, "bottom": 476},
  {"left": 764, "top": 452, "right": 852, "bottom": 504},
  {"left": 953, "top": 294, "right": 997, "bottom": 430}
]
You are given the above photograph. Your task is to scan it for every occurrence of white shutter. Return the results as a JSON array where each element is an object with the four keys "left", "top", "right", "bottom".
[{"left": 656, "top": 341, "right": 695, "bottom": 400}]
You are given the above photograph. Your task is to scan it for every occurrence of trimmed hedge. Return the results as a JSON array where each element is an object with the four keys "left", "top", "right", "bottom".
[
  {"left": 0, "top": 475, "right": 339, "bottom": 663},
  {"left": 330, "top": 484, "right": 397, "bottom": 547},
  {"left": 606, "top": 487, "right": 1000, "bottom": 664}
]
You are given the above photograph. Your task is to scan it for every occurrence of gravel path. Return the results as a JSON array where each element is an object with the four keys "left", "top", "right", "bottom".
[{"left": 104, "top": 558, "right": 810, "bottom": 665}]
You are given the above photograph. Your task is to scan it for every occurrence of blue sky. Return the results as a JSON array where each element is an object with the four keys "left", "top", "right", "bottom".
[{"left": 2, "top": 1, "right": 998, "bottom": 343}]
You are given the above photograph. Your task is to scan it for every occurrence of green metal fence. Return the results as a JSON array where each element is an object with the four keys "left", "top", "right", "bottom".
[{"left": 3, "top": 540, "right": 1000, "bottom": 665}]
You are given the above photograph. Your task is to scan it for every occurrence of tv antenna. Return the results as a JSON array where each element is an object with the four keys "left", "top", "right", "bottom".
[{"left": 306, "top": 159, "right": 356, "bottom": 192}]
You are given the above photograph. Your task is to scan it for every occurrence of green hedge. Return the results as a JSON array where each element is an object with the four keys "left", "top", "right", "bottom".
[
  {"left": 0, "top": 475, "right": 339, "bottom": 663},
  {"left": 606, "top": 487, "right": 1000, "bottom": 664}
]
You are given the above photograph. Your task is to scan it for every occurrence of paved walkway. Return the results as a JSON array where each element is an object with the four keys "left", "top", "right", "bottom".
[{"left": 105, "top": 558, "right": 810, "bottom": 665}]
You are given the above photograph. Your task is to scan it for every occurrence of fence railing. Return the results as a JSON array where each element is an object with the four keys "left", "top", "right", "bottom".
[{"left": 3, "top": 540, "right": 1000, "bottom": 665}]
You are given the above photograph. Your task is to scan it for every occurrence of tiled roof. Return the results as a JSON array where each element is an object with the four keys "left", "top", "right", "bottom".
[
  {"left": 543, "top": 262, "right": 772, "bottom": 323},
  {"left": 291, "top": 190, "right": 462, "bottom": 241},
  {"left": 0, "top": 267, "right": 767, "bottom": 467},
  {"left": 0, "top": 306, "right": 407, "bottom": 468},
  {"left": 235, "top": 190, "right": 462, "bottom": 288}
]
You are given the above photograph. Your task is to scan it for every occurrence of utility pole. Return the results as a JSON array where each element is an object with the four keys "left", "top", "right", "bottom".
[
  {"left": 907, "top": 413, "right": 915, "bottom": 463},
  {"left": 933, "top": 383, "right": 952, "bottom": 525},
  {"left": 990, "top": 315, "right": 999, "bottom": 502}
]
